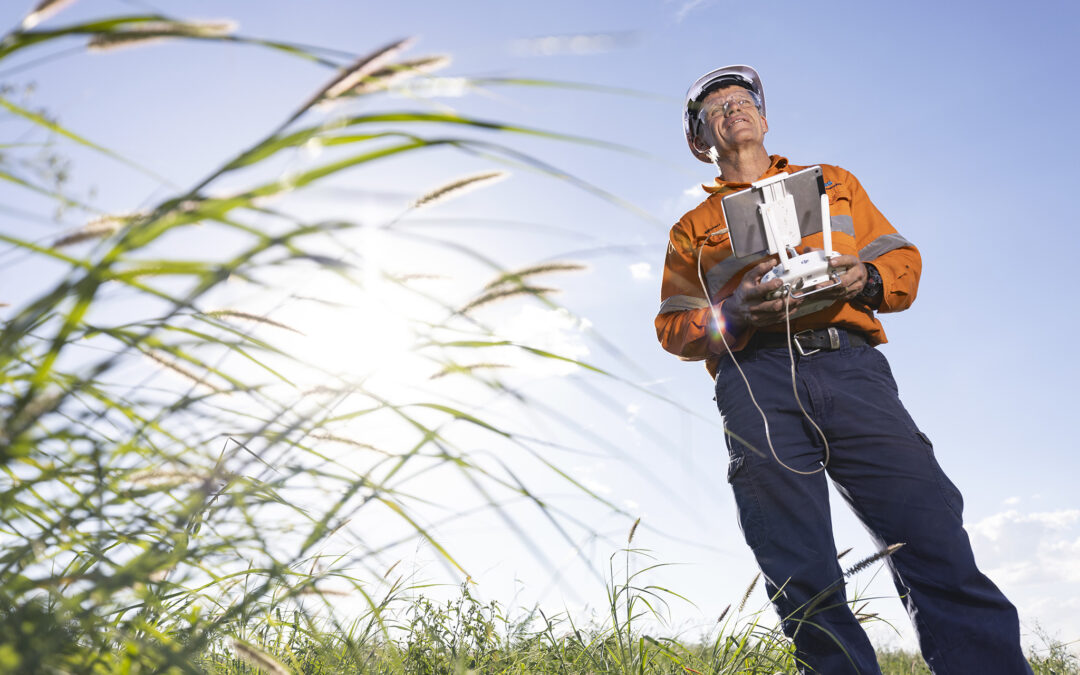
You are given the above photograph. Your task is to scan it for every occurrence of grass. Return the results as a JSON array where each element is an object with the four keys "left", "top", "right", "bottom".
[{"left": 0, "top": 4, "right": 1077, "bottom": 674}]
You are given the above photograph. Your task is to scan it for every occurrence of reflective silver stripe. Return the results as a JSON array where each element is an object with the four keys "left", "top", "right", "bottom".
[
  {"left": 860, "top": 232, "right": 915, "bottom": 261},
  {"left": 830, "top": 215, "right": 855, "bottom": 237},
  {"left": 658, "top": 294, "right": 710, "bottom": 314},
  {"left": 705, "top": 253, "right": 768, "bottom": 295}
]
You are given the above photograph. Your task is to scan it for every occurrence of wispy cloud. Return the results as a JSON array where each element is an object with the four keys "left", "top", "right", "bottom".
[
  {"left": 668, "top": 0, "right": 717, "bottom": 22},
  {"left": 510, "top": 31, "right": 639, "bottom": 57}
]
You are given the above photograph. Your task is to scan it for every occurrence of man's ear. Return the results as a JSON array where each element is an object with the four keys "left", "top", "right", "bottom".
[
  {"left": 761, "top": 116, "right": 769, "bottom": 134},
  {"left": 691, "top": 129, "right": 712, "bottom": 155}
]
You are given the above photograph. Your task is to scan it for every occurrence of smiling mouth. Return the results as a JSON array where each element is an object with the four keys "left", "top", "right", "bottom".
[{"left": 725, "top": 117, "right": 750, "bottom": 130}]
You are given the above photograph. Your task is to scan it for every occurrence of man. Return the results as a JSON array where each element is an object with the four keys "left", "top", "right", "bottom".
[{"left": 655, "top": 65, "right": 1031, "bottom": 674}]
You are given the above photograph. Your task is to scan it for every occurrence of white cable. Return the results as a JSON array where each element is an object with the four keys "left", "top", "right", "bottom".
[{"left": 696, "top": 242, "right": 829, "bottom": 475}]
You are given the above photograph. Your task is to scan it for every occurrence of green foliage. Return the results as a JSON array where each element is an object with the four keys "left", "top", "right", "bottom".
[{"left": 0, "top": 4, "right": 641, "bottom": 673}]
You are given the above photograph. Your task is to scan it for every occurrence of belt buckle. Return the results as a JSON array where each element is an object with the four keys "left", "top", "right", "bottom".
[{"left": 793, "top": 329, "right": 820, "bottom": 356}]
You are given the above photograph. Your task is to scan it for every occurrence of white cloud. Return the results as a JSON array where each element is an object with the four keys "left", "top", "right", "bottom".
[
  {"left": 967, "top": 508, "right": 1080, "bottom": 643},
  {"left": 629, "top": 262, "right": 652, "bottom": 280},
  {"left": 1004, "top": 496, "right": 1021, "bottom": 506}
]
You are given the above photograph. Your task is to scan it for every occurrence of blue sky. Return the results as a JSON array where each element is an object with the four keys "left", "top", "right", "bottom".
[{"left": 2, "top": 0, "right": 1078, "bottom": 654}]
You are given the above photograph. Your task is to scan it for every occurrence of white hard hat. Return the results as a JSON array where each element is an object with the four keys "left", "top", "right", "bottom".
[{"left": 683, "top": 64, "right": 766, "bottom": 163}]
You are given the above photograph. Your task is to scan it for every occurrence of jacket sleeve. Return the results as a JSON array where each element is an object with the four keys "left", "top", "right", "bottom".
[
  {"left": 846, "top": 170, "right": 921, "bottom": 313},
  {"left": 654, "top": 220, "right": 746, "bottom": 359}
]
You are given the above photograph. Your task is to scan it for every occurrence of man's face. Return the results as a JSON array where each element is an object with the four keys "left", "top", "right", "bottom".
[{"left": 694, "top": 85, "right": 768, "bottom": 158}]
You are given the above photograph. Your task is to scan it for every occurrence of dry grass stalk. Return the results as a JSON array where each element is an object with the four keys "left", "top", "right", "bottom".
[
  {"left": 87, "top": 20, "right": 237, "bottom": 52},
  {"left": 204, "top": 309, "right": 304, "bottom": 335},
  {"left": 52, "top": 214, "right": 134, "bottom": 248},
  {"left": 231, "top": 639, "right": 292, "bottom": 675},
  {"left": 627, "top": 517, "right": 640, "bottom": 544},
  {"left": 297, "top": 587, "right": 350, "bottom": 597},
  {"left": 412, "top": 171, "right": 507, "bottom": 210},
  {"left": 716, "top": 604, "right": 731, "bottom": 623},
  {"left": 836, "top": 546, "right": 853, "bottom": 560},
  {"left": 386, "top": 273, "right": 446, "bottom": 284},
  {"left": 429, "top": 362, "right": 509, "bottom": 379},
  {"left": 459, "top": 285, "right": 557, "bottom": 314},
  {"left": 7, "top": 389, "right": 63, "bottom": 434},
  {"left": 737, "top": 572, "right": 760, "bottom": 613},
  {"left": 21, "top": 0, "right": 76, "bottom": 29},
  {"left": 128, "top": 468, "right": 221, "bottom": 487},
  {"left": 143, "top": 350, "right": 223, "bottom": 393},
  {"left": 301, "top": 385, "right": 353, "bottom": 397},
  {"left": 483, "top": 262, "right": 586, "bottom": 291},
  {"left": 284, "top": 38, "right": 414, "bottom": 126},
  {"left": 323, "top": 38, "right": 416, "bottom": 99},
  {"left": 343, "top": 55, "right": 451, "bottom": 96},
  {"left": 310, "top": 432, "right": 392, "bottom": 455},
  {"left": 383, "top": 560, "right": 401, "bottom": 578},
  {"left": 844, "top": 542, "right": 905, "bottom": 578}
]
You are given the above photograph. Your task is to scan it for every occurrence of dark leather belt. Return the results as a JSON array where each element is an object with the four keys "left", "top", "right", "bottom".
[{"left": 749, "top": 327, "right": 868, "bottom": 356}]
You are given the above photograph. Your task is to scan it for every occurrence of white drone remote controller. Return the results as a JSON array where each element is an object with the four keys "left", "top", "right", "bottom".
[
  {"left": 746, "top": 171, "right": 844, "bottom": 316},
  {"left": 761, "top": 248, "right": 834, "bottom": 299}
]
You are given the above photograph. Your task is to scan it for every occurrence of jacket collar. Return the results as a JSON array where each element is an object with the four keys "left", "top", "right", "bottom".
[{"left": 701, "top": 155, "right": 790, "bottom": 195}]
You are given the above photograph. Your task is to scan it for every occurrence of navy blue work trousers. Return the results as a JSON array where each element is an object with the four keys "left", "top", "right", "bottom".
[{"left": 714, "top": 335, "right": 1030, "bottom": 674}]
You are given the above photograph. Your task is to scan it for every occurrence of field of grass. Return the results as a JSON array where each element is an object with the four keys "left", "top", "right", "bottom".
[{"left": 1, "top": 4, "right": 1077, "bottom": 674}]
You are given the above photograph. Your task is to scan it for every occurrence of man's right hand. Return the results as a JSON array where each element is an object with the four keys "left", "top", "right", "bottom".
[{"left": 719, "top": 259, "right": 804, "bottom": 334}]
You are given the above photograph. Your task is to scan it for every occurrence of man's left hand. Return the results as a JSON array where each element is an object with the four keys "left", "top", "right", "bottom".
[{"left": 818, "top": 254, "right": 867, "bottom": 301}]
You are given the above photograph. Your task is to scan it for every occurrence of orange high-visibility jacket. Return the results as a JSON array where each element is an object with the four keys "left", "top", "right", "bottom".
[{"left": 655, "top": 155, "right": 921, "bottom": 378}]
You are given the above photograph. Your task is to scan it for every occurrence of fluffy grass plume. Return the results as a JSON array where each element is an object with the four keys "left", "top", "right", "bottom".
[
  {"left": 52, "top": 214, "right": 132, "bottom": 247},
  {"left": 412, "top": 170, "right": 507, "bottom": 210},
  {"left": 231, "top": 639, "right": 292, "bottom": 675},
  {"left": 844, "top": 543, "right": 905, "bottom": 578},
  {"left": 204, "top": 308, "right": 304, "bottom": 334},
  {"left": 21, "top": 0, "right": 76, "bottom": 29},
  {"left": 87, "top": 20, "right": 237, "bottom": 51},
  {"left": 483, "top": 262, "right": 587, "bottom": 290}
]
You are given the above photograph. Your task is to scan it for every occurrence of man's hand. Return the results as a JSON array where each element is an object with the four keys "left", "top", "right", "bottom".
[
  {"left": 818, "top": 254, "right": 868, "bottom": 301},
  {"left": 720, "top": 259, "right": 805, "bottom": 334}
]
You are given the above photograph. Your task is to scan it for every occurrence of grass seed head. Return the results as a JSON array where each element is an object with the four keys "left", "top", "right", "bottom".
[
  {"left": 627, "top": 517, "right": 640, "bottom": 544},
  {"left": 737, "top": 572, "right": 760, "bottom": 613},
  {"left": 231, "top": 639, "right": 292, "bottom": 675},
  {"left": 21, "top": 0, "right": 77, "bottom": 29},
  {"left": 412, "top": 171, "right": 507, "bottom": 210},
  {"left": 343, "top": 55, "right": 451, "bottom": 96},
  {"left": 430, "top": 362, "right": 509, "bottom": 379},
  {"left": 844, "top": 542, "right": 905, "bottom": 578},
  {"left": 52, "top": 214, "right": 136, "bottom": 247},
  {"left": 459, "top": 285, "right": 557, "bottom": 314},
  {"left": 204, "top": 308, "right": 304, "bottom": 335},
  {"left": 87, "top": 20, "right": 237, "bottom": 52},
  {"left": 320, "top": 37, "right": 416, "bottom": 101},
  {"left": 483, "top": 262, "right": 586, "bottom": 291}
]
